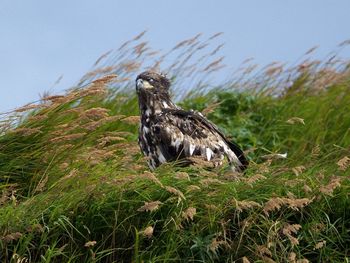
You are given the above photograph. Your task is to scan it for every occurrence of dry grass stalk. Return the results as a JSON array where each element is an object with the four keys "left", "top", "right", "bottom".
[
  {"left": 337, "top": 156, "right": 350, "bottom": 171},
  {"left": 93, "top": 49, "right": 113, "bottom": 66},
  {"left": 82, "top": 66, "right": 115, "bottom": 80},
  {"left": 186, "top": 156, "right": 216, "bottom": 168},
  {"left": 82, "top": 115, "right": 125, "bottom": 131},
  {"left": 119, "top": 142, "right": 140, "bottom": 155},
  {"left": 11, "top": 127, "right": 42, "bottom": 136},
  {"left": 202, "top": 101, "right": 222, "bottom": 115},
  {"left": 174, "top": 172, "right": 190, "bottom": 181},
  {"left": 104, "top": 131, "right": 133, "bottom": 137},
  {"left": 121, "top": 61, "right": 142, "bottom": 72},
  {"left": 121, "top": 116, "right": 140, "bottom": 125},
  {"left": 84, "top": 241, "right": 97, "bottom": 248},
  {"left": 257, "top": 245, "right": 272, "bottom": 258},
  {"left": 133, "top": 42, "right": 148, "bottom": 56},
  {"left": 258, "top": 160, "right": 272, "bottom": 174},
  {"left": 263, "top": 196, "right": 313, "bottom": 215},
  {"left": 205, "top": 204, "right": 218, "bottom": 210},
  {"left": 33, "top": 175, "right": 49, "bottom": 194},
  {"left": 233, "top": 198, "right": 261, "bottom": 212},
  {"left": 137, "top": 201, "right": 162, "bottom": 212},
  {"left": 292, "top": 166, "right": 306, "bottom": 176},
  {"left": 289, "top": 252, "right": 297, "bottom": 262},
  {"left": 209, "top": 44, "right": 224, "bottom": 57},
  {"left": 55, "top": 144, "right": 74, "bottom": 153},
  {"left": 209, "top": 238, "right": 228, "bottom": 253},
  {"left": 0, "top": 185, "right": 16, "bottom": 206},
  {"left": 142, "top": 226, "right": 154, "bottom": 239},
  {"left": 41, "top": 95, "right": 66, "bottom": 103},
  {"left": 304, "top": 45, "right": 319, "bottom": 55},
  {"left": 265, "top": 65, "right": 283, "bottom": 76},
  {"left": 82, "top": 107, "right": 110, "bottom": 120},
  {"left": 187, "top": 185, "right": 201, "bottom": 192},
  {"left": 50, "top": 132, "right": 86, "bottom": 143},
  {"left": 311, "top": 145, "right": 320, "bottom": 158},
  {"left": 15, "top": 104, "right": 46, "bottom": 113},
  {"left": 139, "top": 171, "right": 164, "bottom": 187},
  {"left": 242, "top": 257, "right": 251, "bottom": 263},
  {"left": 319, "top": 176, "right": 342, "bottom": 196},
  {"left": 98, "top": 136, "right": 125, "bottom": 147},
  {"left": 182, "top": 207, "right": 196, "bottom": 221},
  {"left": 200, "top": 178, "right": 224, "bottom": 186},
  {"left": 286, "top": 117, "right": 305, "bottom": 125},
  {"left": 111, "top": 175, "right": 137, "bottom": 185},
  {"left": 60, "top": 169, "right": 78, "bottom": 181},
  {"left": 314, "top": 240, "right": 326, "bottom": 250},
  {"left": 282, "top": 224, "right": 301, "bottom": 246},
  {"left": 26, "top": 224, "right": 44, "bottom": 233},
  {"left": 28, "top": 114, "right": 48, "bottom": 122},
  {"left": 303, "top": 184, "right": 312, "bottom": 193},
  {"left": 203, "top": 57, "right": 224, "bottom": 72},
  {"left": 242, "top": 174, "right": 267, "bottom": 184},
  {"left": 165, "top": 186, "right": 185, "bottom": 200},
  {"left": 76, "top": 84, "right": 108, "bottom": 98},
  {"left": 81, "top": 148, "right": 115, "bottom": 165},
  {"left": 91, "top": 74, "right": 118, "bottom": 84},
  {"left": 1, "top": 232, "right": 23, "bottom": 243}
]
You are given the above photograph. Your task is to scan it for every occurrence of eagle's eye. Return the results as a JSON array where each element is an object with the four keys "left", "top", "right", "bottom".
[{"left": 149, "top": 78, "right": 154, "bottom": 83}]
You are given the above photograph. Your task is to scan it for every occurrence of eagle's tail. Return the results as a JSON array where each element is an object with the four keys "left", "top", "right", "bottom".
[{"left": 226, "top": 140, "right": 249, "bottom": 172}]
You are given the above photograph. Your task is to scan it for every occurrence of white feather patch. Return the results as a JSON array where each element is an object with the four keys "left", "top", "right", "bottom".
[
  {"left": 162, "top": 101, "right": 169, "bottom": 108},
  {"left": 145, "top": 108, "right": 151, "bottom": 116},
  {"left": 206, "top": 148, "right": 213, "bottom": 161},
  {"left": 143, "top": 126, "right": 150, "bottom": 133},
  {"left": 189, "top": 144, "right": 195, "bottom": 156}
]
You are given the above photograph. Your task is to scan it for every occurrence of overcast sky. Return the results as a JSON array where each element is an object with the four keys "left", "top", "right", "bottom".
[{"left": 0, "top": 0, "right": 349, "bottom": 112}]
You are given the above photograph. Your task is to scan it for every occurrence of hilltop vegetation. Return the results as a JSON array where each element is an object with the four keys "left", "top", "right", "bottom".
[{"left": 0, "top": 34, "right": 349, "bottom": 262}]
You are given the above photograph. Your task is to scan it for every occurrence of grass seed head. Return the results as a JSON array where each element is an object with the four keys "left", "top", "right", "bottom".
[
  {"left": 165, "top": 186, "right": 185, "bottom": 200},
  {"left": 337, "top": 156, "right": 350, "bottom": 171},
  {"left": 137, "top": 201, "right": 162, "bottom": 212},
  {"left": 84, "top": 241, "right": 97, "bottom": 248},
  {"left": 286, "top": 117, "right": 305, "bottom": 125},
  {"left": 319, "top": 176, "right": 342, "bottom": 196},
  {"left": 142, "top": 226, "right": 154, "bottom": 239},
  {"left": 314, "top": 240, "right": 326, "bottom": 250},
  {"left": 182, "top": 207, "right": 196, "bottom": 221}
]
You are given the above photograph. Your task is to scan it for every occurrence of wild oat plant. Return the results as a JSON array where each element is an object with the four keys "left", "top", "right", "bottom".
[{"left": 0, "top": 33, "right": 349, "bottom": 262}]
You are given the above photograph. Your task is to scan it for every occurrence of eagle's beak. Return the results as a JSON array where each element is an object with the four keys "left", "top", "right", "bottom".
[{"left": 136, "top": 79, "right": 153, "bottom": 91}]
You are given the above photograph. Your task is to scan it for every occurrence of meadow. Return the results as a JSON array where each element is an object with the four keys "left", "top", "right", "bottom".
[{"left": 0, "top": 33, "right": 349, "bottom": 262}]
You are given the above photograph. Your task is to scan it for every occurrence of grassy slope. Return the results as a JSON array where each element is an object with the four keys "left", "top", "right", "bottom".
[{"left": 1, "top": 67, "right": 350, "bottom": 261}]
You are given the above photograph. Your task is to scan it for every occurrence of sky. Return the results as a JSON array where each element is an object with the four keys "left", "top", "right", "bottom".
[{"left": 0, "top": 0, "right": 349, "bottom": 112}]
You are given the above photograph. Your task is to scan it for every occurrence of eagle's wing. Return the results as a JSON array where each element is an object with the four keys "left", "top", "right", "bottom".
[{"left": 153, "top": 109, "right": 248, "bottom": 171}]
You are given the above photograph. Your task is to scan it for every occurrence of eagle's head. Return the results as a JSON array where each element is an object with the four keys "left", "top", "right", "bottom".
[{"left": 136, "top": 71, "right": 171, "bottom": 96}]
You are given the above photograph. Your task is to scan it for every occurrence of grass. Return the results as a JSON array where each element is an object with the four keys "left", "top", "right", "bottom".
[{"left": 0, "top": 33, "right": 350, "bottom": 262}]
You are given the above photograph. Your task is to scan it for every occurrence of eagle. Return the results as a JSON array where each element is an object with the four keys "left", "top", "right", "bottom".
[{"left": 136, "top": 71, "right": 248, "bottom": 172}]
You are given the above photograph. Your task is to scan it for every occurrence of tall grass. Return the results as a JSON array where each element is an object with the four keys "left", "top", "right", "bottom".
[{"left": 0, "top": 33, "right": 349, "bottom": 262}]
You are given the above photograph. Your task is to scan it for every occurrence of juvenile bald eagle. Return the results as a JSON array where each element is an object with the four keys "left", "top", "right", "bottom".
[{"left": 136, "top": 71, "right": 248, "bottom": 172}]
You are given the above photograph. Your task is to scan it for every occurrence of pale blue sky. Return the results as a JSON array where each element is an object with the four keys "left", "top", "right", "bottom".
[{"left": 0, "top": 1, "right": 349, "bottom": 112}]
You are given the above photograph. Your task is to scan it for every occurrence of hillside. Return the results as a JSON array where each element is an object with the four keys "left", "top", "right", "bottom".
[{"left": 0, "top": 35, "right": 350, "bottom": 262}]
